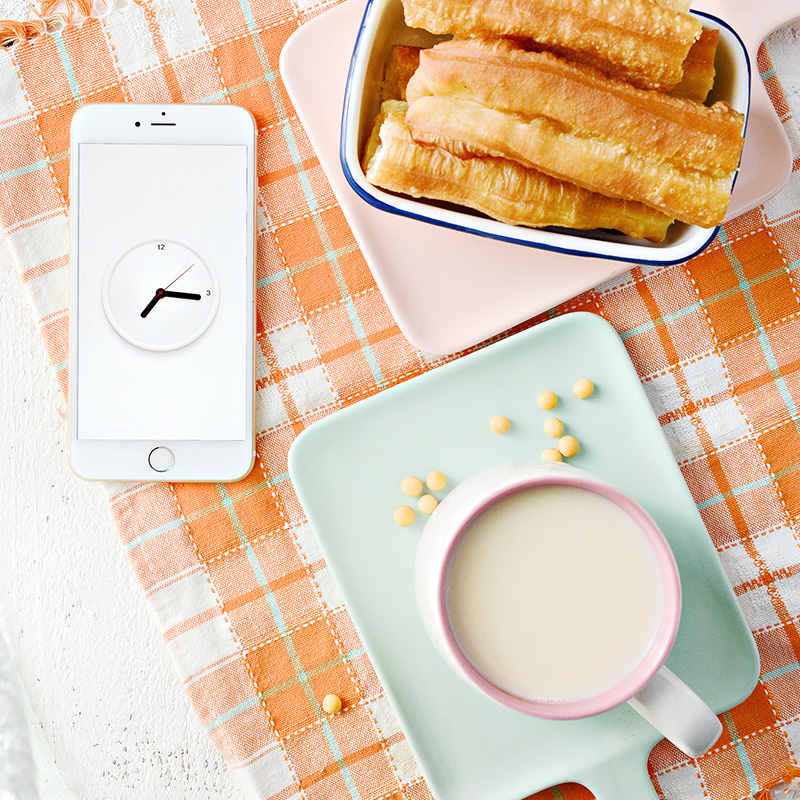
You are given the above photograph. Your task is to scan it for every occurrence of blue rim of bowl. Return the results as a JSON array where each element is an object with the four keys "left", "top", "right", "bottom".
[{"left": 339, "top": 6, "right": 751, "bottom": 267}]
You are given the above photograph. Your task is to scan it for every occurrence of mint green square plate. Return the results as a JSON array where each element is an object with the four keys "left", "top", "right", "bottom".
[{"left": 288, "top": 313, "right": 759, "bottom": 799}]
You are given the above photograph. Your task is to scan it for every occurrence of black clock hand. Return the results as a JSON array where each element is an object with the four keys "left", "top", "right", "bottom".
[
  {"left": 162, "top": 290, "right": 201, "bottom": 300},
  {"left": 141, "top": 289, "right": 165, "bottom": 318},
  {"left": 141, "top": 288, "right": 202, "bottom": 318}
]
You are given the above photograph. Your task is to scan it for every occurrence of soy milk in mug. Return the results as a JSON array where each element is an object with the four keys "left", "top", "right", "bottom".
[
  {"left": 445, "top": 483, "right": 663, "bottom": 702},
  {"left": 416, "top": 462, "right": 723, "bottom": 756}
]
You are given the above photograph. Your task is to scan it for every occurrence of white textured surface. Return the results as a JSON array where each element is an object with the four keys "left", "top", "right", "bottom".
[
  {"left": 0, "top": 610, "right": 37, "bottom": 800},
  {"left": 0, "top": 236, "right": 238, "bottom": 799},
  {"left": 0, "top": 4, "right": 799, "bottom": 800}
]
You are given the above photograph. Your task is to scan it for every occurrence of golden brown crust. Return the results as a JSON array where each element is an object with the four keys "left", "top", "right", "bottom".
[
  {"left": 655, "top": 0, "right": 691, "bottom": 11},
  {"left": 405, "top": 94, "right": 733, "bottom": 227},
  {"left": 364, "top": 102, "right": 673, "bottom": 242},
  {"left": 403, "top": 39, "right": 744, "bottom": 226},
  {"left": 406, "top": 39, "right": 744, "bottom": 177},
  {"left": 670, "top": 27, "right": 719, "bottom": 103},
  {"left": 381, "top": 45, "right": 423, "bottom": 102},
  {"left": 400, "top": 0, "right": 702, "bottom": 91}
]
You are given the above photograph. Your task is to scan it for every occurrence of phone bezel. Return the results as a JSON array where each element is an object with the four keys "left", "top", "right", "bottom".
[{"left": 68, "top": 103, "right": 257, "bottom": 482}]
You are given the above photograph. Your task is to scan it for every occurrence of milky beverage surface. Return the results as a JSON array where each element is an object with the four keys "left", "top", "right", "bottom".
[{"left": 445, "top": 484, "right": 663, "bottom": 702}]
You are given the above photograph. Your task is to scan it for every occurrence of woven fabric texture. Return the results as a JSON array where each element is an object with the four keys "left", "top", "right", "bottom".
[{"left": 3, "top": 1, "right": 800, "bottom": 798}]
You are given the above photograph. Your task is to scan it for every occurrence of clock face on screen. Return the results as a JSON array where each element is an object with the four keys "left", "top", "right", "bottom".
[{"left": 102, "top": 240, "right": 219, "bottom": 351}]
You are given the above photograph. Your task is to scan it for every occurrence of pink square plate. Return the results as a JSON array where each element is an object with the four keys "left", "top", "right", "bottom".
[{"left": 280, "top": 0, "right": 796, "bottom": 355}]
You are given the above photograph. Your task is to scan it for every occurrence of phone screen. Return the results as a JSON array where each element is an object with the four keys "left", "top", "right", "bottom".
[{"left": 75, "top": 143, "right": 248, "bottom": 442}]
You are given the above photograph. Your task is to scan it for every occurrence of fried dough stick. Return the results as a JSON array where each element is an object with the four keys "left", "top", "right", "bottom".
[
  {"left": 400, "top": 0, "right": 702, "bottom": 91},
  {"left": 363, "top": 101, "right": 673, "bottom": 242},
  {"left": 670, "top": 27, "right": 719, "bottom": 102},
  {"left": 405, "top": 39, "right": 744, "bottom": 227},
  {"left": 657, "top": 0, "right": 691, "bottom": 10},
  {"left": 380, "top": 44, "right": 422, "bottom": 102}
]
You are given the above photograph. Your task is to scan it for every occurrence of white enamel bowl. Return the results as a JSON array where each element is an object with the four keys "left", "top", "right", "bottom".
[{"left": 340, "top": 0, "right": 751, "bottom": 265}]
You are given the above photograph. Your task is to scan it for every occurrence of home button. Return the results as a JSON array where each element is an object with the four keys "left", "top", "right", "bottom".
[{"left": 148, "top": 446, "right": 175, "bottom": 473}]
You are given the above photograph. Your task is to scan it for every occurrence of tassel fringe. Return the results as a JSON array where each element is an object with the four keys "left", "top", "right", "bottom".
[
  {"left": 756, "top": 763, "right": 800, "bottom": 799},
  {"left": 1, "top": 0, "right": 113, "bottom": 48}
]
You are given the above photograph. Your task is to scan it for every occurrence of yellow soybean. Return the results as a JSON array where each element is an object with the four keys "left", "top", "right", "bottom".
[
  {"left": 573, "top": 378, "right": 595, "bottom": 399},
  {"left": 489, "top": 415, "right": 511, "bottom": 434},
  {"left": 541, "top": 448, "right": 563, "bottom": 462},
  {"left": 543, "top": 418, "right": 564, "bottom": 438},
  {"left": 426, "top": 470, "right": 446, "bottom": 492},
  {"left": 558, "top": 435, "right": 580, "bottom": 458},
  {"left": 537, "top": 391, "right": 558, "bottom": 410},
  {"left": 394, "top": 505, "right": 415, "bottom": 527},
  {"left": 418, "top": 494, "right": 439, "bottom": 514},
  {"left": 322, "top": 694, "right": 342, "bottom": 714},
  {"left": 400, "top": 476, "right": 423, "bottom": 497}
]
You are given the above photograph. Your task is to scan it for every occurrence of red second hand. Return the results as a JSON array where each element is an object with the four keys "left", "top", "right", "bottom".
[{"left": 164, "top": 260, "right": 194, "bottom": 290}]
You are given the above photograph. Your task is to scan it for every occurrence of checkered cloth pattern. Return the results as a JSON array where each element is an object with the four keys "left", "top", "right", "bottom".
[{"left": 2, "top": 1, "right": 800, "bottom": 797}]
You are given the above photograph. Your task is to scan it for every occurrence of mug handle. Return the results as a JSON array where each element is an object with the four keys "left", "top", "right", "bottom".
[{"left": 627, "top": 665, "right": 723, "bottom": 758}]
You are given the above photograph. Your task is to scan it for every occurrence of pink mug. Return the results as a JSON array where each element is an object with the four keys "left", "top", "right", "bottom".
[{"left": 414, "top": 461, "right": 722, "bottom": 757}]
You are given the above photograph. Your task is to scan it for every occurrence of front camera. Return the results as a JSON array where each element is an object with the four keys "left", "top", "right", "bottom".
[{"left": 135, "top": 121, "right": 140, "bottom": 127}]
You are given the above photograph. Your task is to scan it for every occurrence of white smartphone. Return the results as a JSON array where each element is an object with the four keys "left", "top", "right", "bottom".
[{"left": 69, "top": 103, "right": 256, "bottom": 482}]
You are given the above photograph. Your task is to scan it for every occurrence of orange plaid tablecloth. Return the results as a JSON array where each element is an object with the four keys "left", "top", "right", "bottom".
[{"left": 3, "top": 1, "right": 800, "bottom": 798}]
